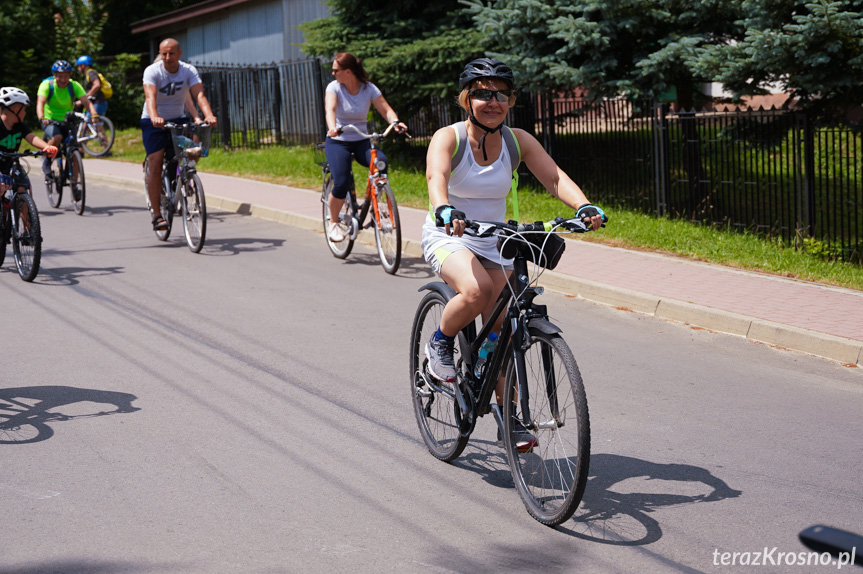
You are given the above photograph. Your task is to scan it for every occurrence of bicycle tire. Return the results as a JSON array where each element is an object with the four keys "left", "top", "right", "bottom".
[
  {"left": 81, "top": 116, "right": 115, "bottom": 157},
  {"left": 409, "top": 290, "right": 471, "bottom": 461},
  {"left": 373, "top": 181, "right": 401, "bottom": 274},
  {"left": 503, "top": 329, "right": 590, "bottom": 526},
  {"left": 11, "top": 192, "right": 42, "bottom": 282},
  {"left": 45, "top": 156, "right": 62, "bottom": 208},
  {"left": 321, "top": 172, "right": 354, "bottom": 259},
  {"left": 181, "top": 173, "right": 207, "bottom": 253},
  {"left": 0, "top": 417, "right": 53, "bottom": 444},
  {"left": 0, "top": 205, "right": 8, "bottom": 268},
  {"left": 152, "top": 167, "right": 173, "bottom": 241},
  {"left": 68, "top": 150, "right": 86, "bottom": 215}
]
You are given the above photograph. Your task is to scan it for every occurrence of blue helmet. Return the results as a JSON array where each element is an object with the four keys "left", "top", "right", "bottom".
[
  {"left": 76, "top": 55, "right": 93, "bottom": 67},
  {"left": 52, "top": 60, "right": 73, "bottom": 73}
]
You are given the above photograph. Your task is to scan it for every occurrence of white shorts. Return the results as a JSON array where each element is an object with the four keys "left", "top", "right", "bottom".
[{"left": 421, "top": 218, "right": 513, "bottom": 275}]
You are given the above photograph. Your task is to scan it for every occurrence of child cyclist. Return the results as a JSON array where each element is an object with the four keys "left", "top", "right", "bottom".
[{"left": 0, "top": 87, "right": 57, "bottom": 193}]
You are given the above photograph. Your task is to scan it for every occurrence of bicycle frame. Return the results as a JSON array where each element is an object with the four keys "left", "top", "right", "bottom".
[
  {"left": 75, "top": 112, "right": 99, "bottom": 144},
  {"left": 339, "top": 122, "right": 401, "bottom": 232},
  {"left": 428, "top": 252, "right": 551, "bottom": 438}
]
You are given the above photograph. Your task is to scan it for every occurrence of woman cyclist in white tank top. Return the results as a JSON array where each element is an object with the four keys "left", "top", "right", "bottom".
[{"left": 422, "top": 58, "right": 606, "bottom": 419}]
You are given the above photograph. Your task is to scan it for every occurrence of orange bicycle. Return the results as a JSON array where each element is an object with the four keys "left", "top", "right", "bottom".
[{"left": 316, "top": 121, "right": 406, "bottom": 274}]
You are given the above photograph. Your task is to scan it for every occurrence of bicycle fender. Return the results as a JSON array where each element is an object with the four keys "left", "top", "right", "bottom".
[
  {"left": 418, "top": 281, "right": 457, "bottom": 300},
  {"left": 527, "top": 317, "right": 561, "bottom": 336}
]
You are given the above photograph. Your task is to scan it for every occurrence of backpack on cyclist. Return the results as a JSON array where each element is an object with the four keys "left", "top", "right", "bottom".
[
  {"left": 96, "top": 71, "right": 113, "bottom": 99},
  {"left": 450, "top": 121, "right": 523, "bottom": 220},
  {"left": 45, "top": 78, "right": 76, "bottom": 104}
]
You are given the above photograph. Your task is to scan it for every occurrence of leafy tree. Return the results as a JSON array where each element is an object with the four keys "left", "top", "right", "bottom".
[
  {"left": 462, "top": 0, "right": 743, "bottom": 109},
  {"left": 701, "top": 0, "right": 863, "bottom": 120},
  {"left": 0, "top": 0, "right": 54, "bottom": 92},
  {"left": 300, "top": 0, "right": 483, "bottom": 115}
]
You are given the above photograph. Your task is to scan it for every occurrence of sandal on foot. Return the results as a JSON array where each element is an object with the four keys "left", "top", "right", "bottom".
[{"left": 152, "top": 216, "right": 169, "bottom": 231}]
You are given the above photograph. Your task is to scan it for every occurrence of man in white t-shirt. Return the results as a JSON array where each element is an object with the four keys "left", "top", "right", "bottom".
[{"left": 140, "top": 38, "right": 217, "bottom": 231}]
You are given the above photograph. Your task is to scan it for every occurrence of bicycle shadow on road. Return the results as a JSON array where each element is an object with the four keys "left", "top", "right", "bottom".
[
  {"left": 0, "top": 385, "right": 140, "bottom": 445},
  {"left": 338, "top": 252, "right": 435, "bottom": 279},
  {"left": 198, "top": 236, "right": 286, "bottom": 256},
  {"left": 83, "top": 204, "right": 150, "bottom": 218},
  {"left": 559, "top": 453, "right": 742, "bottom": 545},
  {"left": 33, "top": 265, "right": 125, "bottom": 286}
]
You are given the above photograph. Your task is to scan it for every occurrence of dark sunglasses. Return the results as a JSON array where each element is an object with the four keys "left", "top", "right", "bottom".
[{"left": 469, "top": 88, "right": 515, "bottom": 102}]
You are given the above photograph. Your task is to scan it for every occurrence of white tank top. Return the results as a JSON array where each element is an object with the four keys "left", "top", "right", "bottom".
[
  {"left": 446, "top": 125, "right": 513, "bottom": 222},
  {"left": 421, "top": 123, "right": 514, "bottom": 265}
]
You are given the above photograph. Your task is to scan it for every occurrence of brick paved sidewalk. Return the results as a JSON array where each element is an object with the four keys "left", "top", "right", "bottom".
[{"left": 85, "top": 158, "right": 863, "bottom": 366}]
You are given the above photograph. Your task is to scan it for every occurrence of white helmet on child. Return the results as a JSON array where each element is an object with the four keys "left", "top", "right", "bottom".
[{"left": 0, "top": 87, "right": 30, "bottom": 108}]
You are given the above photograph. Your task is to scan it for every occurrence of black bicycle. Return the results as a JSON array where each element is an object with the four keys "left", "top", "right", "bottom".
[
  {"left": 0, "top": 150, "right": 47, "bottom": 282},
  {"left": 143, "top": 122, "right": 210, "bottom": 253},
  {"left": 409, "top": 216, "right": 601, "bottom": 526},
  {"left": 44, "top": 112, "right": 86, "bottom": 215}
]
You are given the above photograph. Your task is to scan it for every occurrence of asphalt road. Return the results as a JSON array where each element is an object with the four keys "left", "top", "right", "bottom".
[{"left": 1, "top": 182, "right": 861, "bottom": 574}]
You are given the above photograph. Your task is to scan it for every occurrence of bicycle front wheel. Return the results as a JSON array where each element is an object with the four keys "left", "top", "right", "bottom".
[
  {"left": 408, "top": 290, "right": 471, "bottom": 461},
  {"left": 0, "top": 206, "right": 8, "bottom": 268},
  {"left": 373, "top": 182, "right": 401, "bottom": 274},
  {"left": 11, "top": 192, "right": 42, "bottom": 282},
  {"left": 181, "top": 173, "right": 207, "bottom": 253},
  {"left": 321, "top": 172, "right": 354, "bottom": 259},
  {"left": 68, "top": 150, "right": 86, "bottom": 215},
  {"left": 45, "top": 156, "right": 62, "bottom": 208},
  {"left": 81, "top": 116, "right": 115, "bottom": 157},
  {"left": 503, "top": 329, "right": 590, "bottom": 526}
]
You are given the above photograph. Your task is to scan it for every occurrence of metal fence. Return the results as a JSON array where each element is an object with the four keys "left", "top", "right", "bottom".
[
  {"left": 194, "top": 62, "right": 862, "bottom": 261},
  {"left": 199, "top": 59, "right": 326, "bottom": 148}
]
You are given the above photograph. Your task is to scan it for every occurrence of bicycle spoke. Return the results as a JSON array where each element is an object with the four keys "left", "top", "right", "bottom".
[{"left": 504, "top": 330, "right": 590, "bottom": 526}]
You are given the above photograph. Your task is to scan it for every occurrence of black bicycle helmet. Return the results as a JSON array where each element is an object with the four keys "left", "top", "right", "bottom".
[
  {"left": 459, "top": 58, "right": 515, "bottom": 90},
  {"left": 51, "top": 60, "right": 73, "bottom": 73}
]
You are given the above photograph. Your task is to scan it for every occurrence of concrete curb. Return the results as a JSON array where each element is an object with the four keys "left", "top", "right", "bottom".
[{"left": 89, "top": 172, "right": 863, "bottom": 366}]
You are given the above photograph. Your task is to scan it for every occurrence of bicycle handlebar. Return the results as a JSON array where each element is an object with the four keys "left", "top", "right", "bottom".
[
  {"left": 164, "top": 121, "right": 211, "bottom": 130},
  {"left": 0, "top": 149, "right": 50, "bottom": 159},
  {"left": 445, "top": 216, "right": 602, "bottom": 237},
  {"left": 336, "top": 121, "right": 411, "bottom": 140}
]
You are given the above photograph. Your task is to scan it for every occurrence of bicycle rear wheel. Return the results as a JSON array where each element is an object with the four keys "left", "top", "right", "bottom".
[
  {"left": 372, "top": 181, "right": 401, "bottom": 274},
  {"left": 145, "top": 158, "right": 173, "bottom": 241},
  {"left": 0, "top": 205, "right": 8, "bottom": 267},
  {"left": 409, "top": 290, "right": 471, "bottom": 461},
  {"left": 81, "top": 116, "right": 115, "bottom": 157},
  {"left": 503, "top": 329, "right": 590, "bottom": 526},
  {"left": 11, "top": 192, "right": 42, "bottom": 282},
  {"left": 68, "top": 150, "right": 86, "bottom": 215},
  {"left": 181, "top": 173, "right": 207, "bottom": 253},
  {"left": 321, "top": 172, "right": 354, "bottom": 259},
  {"left": 45, "top": 157, "right": 62, "bottom": 208}
]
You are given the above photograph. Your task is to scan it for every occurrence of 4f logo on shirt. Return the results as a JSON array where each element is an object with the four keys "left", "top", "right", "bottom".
[
  {"left": 0, "top": 133, "right": 22, "bottom": 149},
  {"left": 159, "top": 81, "right": 185, "bottom": 96}
]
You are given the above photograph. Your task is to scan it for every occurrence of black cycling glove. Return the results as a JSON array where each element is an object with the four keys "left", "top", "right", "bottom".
[
  {"left": 576, "top": 203, "right": 608, "bottom": 224},
  {"left": 434, "top": 204, "right": 466, "bottom": 227}
]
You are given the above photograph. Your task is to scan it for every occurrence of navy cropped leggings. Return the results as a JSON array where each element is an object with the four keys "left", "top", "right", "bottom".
[{"left": 324, "top": 137, "right": 388, "bottom": 199}]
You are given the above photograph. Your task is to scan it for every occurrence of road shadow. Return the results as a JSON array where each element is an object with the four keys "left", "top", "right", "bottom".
[
  {"left": 83, "top": 204, "right": 149, "bottom": 218},
  {"left": 559, "top": 453, "right": 742, "bottom": 545},
  {"left": 338, "top": 252, "right": 435, "bottom": 279},
  {"left": 451, "top": 445, "right": 740, "bottom": 545},
  {"left": 0, "top": 560, "right": 182, "bottom": 573},
  {"left": 451, "top": 438, "right": 513, "bottom": 488},
  {"left": 34, "top": 265, "right": 125, "bottom": 286},
  {"left": 198, "top": 236, "right": 285, "bottom": 256},
  {"left": 0, "top": 385, "right": 140, "bottom": 445}
]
